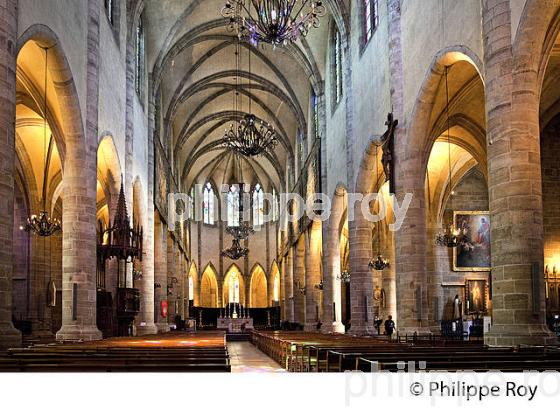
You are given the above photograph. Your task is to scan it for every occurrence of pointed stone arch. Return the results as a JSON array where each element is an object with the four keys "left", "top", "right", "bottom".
[
  {"left": 249, "top": 263, "right": 268, "bottom": 308},
  {"left": 17, "top": 24, "right": 101, "bottom": 341},
  {"left": 200, "top": 262, "right": 219, "bottom": 308},
  {"left": 223, "top": 263, "right": 245, "bottom": 306}
]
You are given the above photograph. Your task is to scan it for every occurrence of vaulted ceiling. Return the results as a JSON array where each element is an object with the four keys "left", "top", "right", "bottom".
[{"left": 145, "top": 0, "right": 340, "bottom": 193}]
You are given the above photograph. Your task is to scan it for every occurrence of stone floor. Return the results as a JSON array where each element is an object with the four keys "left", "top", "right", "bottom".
[{"left": 227, "top": 341, "right": 286, "bottom": 373}]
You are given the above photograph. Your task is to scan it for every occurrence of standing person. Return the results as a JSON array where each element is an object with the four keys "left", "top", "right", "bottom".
[{"left": 384, "top": 315, "right": 395, "bottom": 338}]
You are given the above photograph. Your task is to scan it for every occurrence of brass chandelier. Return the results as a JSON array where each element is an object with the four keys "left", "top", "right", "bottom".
[
  {"left": 22, "top": 47, "right": 62, "bottom": 237},
  {"left": 221, "top": 190, "right": 253, "bottom": 260},
  {"left": 435, "top": 67, "right": 467, "bottom": 248},
  {"left": 222, "top": 35, "right": 278, "bottom": 157},
  {"left": 221, "top": 0, "right": 326, "bottom": 47}
]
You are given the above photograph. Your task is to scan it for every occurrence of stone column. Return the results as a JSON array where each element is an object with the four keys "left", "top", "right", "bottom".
[
  {"left": 348, "top": 202, "right": 375, "bottom": 335},
  {"left": 166, "top": 234, "right": 176, "bottom": 318},
  {"left": 322, "top": 190, "right": 345, "bottom": 334},
  {"left": 0, "top": 0, "right": 21, "bottom": 349},
  {"left": 284, "top": 248, "right": 294, "bottom": 322},
  {"left": 136, "top": 203, "right": 157, "bottom": 334},
  {"left": 57, "top": 0, "right": 102, "bottom": 341},
  {"left": 137, "top": 74, "right": 157, "bottom": 336},
  {"left": 482, "top": 0, "right": 555, "bottom": 345},
  {"left": 154, "top": 213, "right": 169, "bottom": 333},
  {"left": 293, "top": 238, "right": 306, "bottom": 325},
  {"left": 304, "top": 222, "right": 322, "bottom": 331},
  {"left": 392, "top": 156, "right": 430, "bottom": 334}
]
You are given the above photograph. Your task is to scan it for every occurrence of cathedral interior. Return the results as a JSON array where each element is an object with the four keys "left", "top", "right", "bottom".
[{"left": 3, "top": 0, "right": 560, "bottom": 379}]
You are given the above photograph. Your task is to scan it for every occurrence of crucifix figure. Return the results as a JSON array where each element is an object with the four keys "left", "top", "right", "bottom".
[{"left": 380, "top": 113, "right": 398, "bottom": 194}]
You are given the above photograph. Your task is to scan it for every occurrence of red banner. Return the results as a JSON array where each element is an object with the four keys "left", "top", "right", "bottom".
[{"left": 161, "top": 300, "right": 168, "bottom": 318}]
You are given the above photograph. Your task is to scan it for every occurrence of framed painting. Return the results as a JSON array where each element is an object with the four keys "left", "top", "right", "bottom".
[
  {"left": 154, "top": 140, "right": 170, "bottom": 220},
  {"left": 453, "top": 211, "right": 491, "bottom": 271},
  {"left": 465, "top": 279, "right": 488, "bottom": 314}
]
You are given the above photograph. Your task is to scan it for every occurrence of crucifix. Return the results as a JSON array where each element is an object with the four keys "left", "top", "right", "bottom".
[{"left": 380, "top": 113, "right": 398, "bottom": 194}]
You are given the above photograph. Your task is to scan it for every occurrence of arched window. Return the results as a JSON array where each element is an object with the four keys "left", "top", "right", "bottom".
[
  {"left": 312, "top": 92, "right": 320, "bottom": 138},
  {"left": 227, "top": 185, "right": 240, "bottom": 227},
  {"left": 188, "top": 187, "right": 194, "bottom": 219},
  {"left": 273, "top": 274, "right": 280, "bottom": 302},
  {"left": 298, "top": 129, "right": 306, "bottom": 170},
  {"left": 332, "top": 26, "right": 343, "bottom": 106},
  {"left": 203, "top": 182, "right": 215, "bottom": 225},
  {"left": 229, "top": 271, "right": 240, "bottom": 304},
  {"left": 104, "top": 0, "right": 114, "bottom": 24},
  {"left": 363, "top": 0, "right": 379, "bottom": 45},
  {"left": 135, "top": 13, "right": 145, "bottom": 98},
  {"left": 272, "top": 188, "right": 279, "bottom": 222},
  {"left": 188, "top": 275, "right": 194, "bottom": 301},
  {"left": 253, "top": 184, "right": 264, "bottom": 227}
]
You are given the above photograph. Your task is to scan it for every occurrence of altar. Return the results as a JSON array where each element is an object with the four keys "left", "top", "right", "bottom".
[{"left": 217, "top": 317, "right": 254, "bottom": 333}]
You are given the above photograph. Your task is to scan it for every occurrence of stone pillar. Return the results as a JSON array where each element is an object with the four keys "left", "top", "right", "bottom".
[
  {"left": 0, "top": 0, "right": 21, "bottom": 349},
  {"left": 304, "top": 222, "right": 322, "bottom": 331},
  {"left": 29, "top": 235, "right": 53, "bottom": 339},
  {"left": 293, "top": 238, "right": 306, "bottom": 325},
  {"left": 392, "top": 157, "right": 430, "bottom": 334},
  {"left": 136, "top": 203, "right": 157, "bottom": 334},
  {"left": 137, "top": 71, "right": 157, "bottom": 336},
  {"left": 482, "top": 0, "right": 555, "bottom": 345},
  {"left": 284, "top": 248, "right": 294, "bottom": 322},
  {"left": 154, "top": 213, "right": 169, "bottom": 333},
  {"left": 348, "top": 202, "right": 375, "bottom": 335},
  {"left": 166, "top": 236, "right": 176, "bottom": 318},
  {"left": 57, "top": 0, "right": 102, "bottom": 341},
  {"left": 322, "top": 190, "right": 345, "bottom": 334}
]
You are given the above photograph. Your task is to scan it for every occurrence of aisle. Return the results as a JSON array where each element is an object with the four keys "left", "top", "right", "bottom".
[{"left": 227, "top": 341, "right": 286, "bottom": 373}]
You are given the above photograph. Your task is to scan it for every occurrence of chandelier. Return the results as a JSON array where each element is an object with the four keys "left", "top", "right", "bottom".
[
  {"left": 337, "top": 270, "right": 351, "bottom": 283},
  {"left": 221, "top": 238, "right": 250, "bottom": 260},
  {"left": 368, "top": 144, "right": 389, "bottom": 271},
  {"left": 369, "top": 255, "right": 390, "bottom": 271},
  {"left": 222, "top": 35, "right": 278, "bottom": 157},
  {"left": 22, "top": 47, "right": 61, "bottom": 237},
  {"left": 226, "top": 221, "right": 255, "bottom": 240},
  {"left": 222, "top": 1, "right": 327, "bottom": 46},
  {"left": 223, "top": 113, "right": 278, "bottom": 156},
  {"left": 435, "top": 66, "right": 466, "bottom": 248}
]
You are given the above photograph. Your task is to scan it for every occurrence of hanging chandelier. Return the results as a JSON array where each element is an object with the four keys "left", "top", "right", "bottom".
[
  {"left": 221, "top": 238, "right": 250, "bottom": 260},
  {"left": 22, "top": 47, "right": 61, "bottom": 237},
  {"left": 435, "top": 66, "right": 466, "bottom": 248},
  {"left": 222, "top": 35, "right": 278, "bottom": 156},
  {"left": 222, "top": 1, "right": 326, "bottom": 47},
  {"left": 368, "top": 144, "right": 389, "bottom": 271},
  {"left": 337, "top": 270, "right": 351, "bottom": 283},
  {"left": 226, "top": 221, "right": 255, "bottom": 241},
  {"left": 223, "top": 113, "right": 278, "bottom": 156},
  {"left": 369, "top": 255, "right": 390, "bottom": 271}
]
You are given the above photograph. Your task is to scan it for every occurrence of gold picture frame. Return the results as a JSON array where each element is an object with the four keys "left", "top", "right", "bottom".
[{"left": 453, "top": 211, "right": 491, "bottom": 272}]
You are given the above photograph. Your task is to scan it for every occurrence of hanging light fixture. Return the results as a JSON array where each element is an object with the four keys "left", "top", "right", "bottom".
[
  {"left": 221, "top": 1, "right": 326, "bottom": 47},
  {"left": 222, "top": 36, "right": 278, "bottom": 156},
  {"left": 226, "top": 221, "right": 255, "bottom": 241},
  {"left": 337, "top": 270, "right": 351, "bottom": 283},
  {"left": 221, "top": 238, "right": 250, "bottom": 260},
  {"left": 21, "top": 47, "right": 62, "bottom": 237},
  {"left": 435, "top": 66, "right": 466, "bottom": 248},
  {"left": 368, "top": 143, "right": 389, "bottom": 271},
  {"left": 221, "top": 184, "right": 253, "bottom": 259}
]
